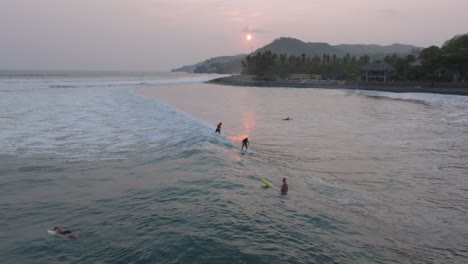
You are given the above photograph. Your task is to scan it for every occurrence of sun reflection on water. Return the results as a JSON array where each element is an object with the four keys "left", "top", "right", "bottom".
[{"left": 228, "top": 111, "right": 255, "bottom": 142}]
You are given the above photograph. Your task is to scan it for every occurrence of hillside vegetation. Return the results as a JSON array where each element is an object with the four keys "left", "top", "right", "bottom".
[
  {"left": 172, "top": 37, "right": 420, "bottom": 74},
  {"left": 242, "top": 34, "right": 468, "bottom": 82}
]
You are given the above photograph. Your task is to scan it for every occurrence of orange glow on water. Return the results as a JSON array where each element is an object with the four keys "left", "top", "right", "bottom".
[
  {"left": 242, "top": 111, "right": 255, "bottom": 132},
  {"left": 228, "top": 134, "right": 249, "bottom": 141},
  {"left": 227, "top": 111, "right": 255, "bottom": 143}
]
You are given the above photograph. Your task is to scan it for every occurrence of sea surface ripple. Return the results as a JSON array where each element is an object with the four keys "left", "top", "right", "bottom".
[{"left": 1, "top": 72, "right": 467, "bottom": 264}]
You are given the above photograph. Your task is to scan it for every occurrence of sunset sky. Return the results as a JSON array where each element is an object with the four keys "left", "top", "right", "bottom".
[{"left": 1, "top": 0, "right": 467, "bottom": 71}]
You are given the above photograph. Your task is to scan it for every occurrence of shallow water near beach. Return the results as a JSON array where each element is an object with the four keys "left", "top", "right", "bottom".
[{"left": 1, "top": 72, "right": 467, "bottom": 263}]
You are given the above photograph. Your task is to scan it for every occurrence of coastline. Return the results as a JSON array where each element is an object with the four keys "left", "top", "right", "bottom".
[{"left": 206, "top": 75, "right": 468, "bottom": 96}]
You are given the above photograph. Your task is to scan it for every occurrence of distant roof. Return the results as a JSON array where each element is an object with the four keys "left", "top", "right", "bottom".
[{"left": 361, "top": 62, "right": 395, "bottom": 71}]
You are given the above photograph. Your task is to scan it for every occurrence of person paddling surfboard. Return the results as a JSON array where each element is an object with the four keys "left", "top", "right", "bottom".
[{"left": 49, "top": 226, "right": 79, "bottom": 238}]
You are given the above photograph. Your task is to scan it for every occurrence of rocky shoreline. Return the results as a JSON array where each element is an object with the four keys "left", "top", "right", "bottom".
[{"left": 206, "top": 75, "right": 468, "bottom": 96}]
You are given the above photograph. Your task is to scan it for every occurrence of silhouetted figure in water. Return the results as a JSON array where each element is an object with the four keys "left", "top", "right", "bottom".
[
  {"left": 283, "top": 117, "right": 292, "bottom": 120},
  {"left": 215, "top": 122, "right": 222, "bottom": 134},
  {"left": 53, "top": 227, "right": 79, "bottom": 239},
  {"left": 241, "top": 137, "right": 249, "bottom": 151},
  {"left": 281, "top": 178, "right": 288, "bottom": 194}
]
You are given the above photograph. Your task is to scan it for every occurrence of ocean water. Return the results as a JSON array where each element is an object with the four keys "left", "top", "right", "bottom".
[{"left": 1, "top": 72, "right": 467, "bottom": 263}]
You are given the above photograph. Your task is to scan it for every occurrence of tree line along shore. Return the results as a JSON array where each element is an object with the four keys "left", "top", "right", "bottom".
[{"left": 207, "top": 33, "right": 468, "bottom": 95}]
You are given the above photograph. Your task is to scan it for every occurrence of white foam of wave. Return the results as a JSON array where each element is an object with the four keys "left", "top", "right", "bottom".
[
  {"left": 358, "top": 90, "right": 468, "bottom": 106},
  {"left": 0, "top": 74, "right": 225, "bottom": 92},
  {"left": 0, "top": 76, "right": 233, "bottom": 160}
]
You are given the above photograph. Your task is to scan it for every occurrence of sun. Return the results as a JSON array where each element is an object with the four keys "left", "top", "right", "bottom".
[{"left": 246, "top": 34, "right": 252, "bottom": 40}]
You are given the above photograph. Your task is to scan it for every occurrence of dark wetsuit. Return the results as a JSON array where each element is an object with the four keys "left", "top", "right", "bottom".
[
  {"left": 242, "top": 138, "right": 249, "bottom": 150},
  {"left": 54, "top": 227, "right": 72, "bottom": 235},
  {"left": 281, "top": 183, "right": 288, "bottom": 194}
]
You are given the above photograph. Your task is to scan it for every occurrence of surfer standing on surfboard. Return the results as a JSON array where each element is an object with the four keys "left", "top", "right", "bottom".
[
  {"left": 241, "top": 137, "right": 249, "bottom": 151},
  {"left": 215, "top": 122, "right": 222, "bottom": 134}
]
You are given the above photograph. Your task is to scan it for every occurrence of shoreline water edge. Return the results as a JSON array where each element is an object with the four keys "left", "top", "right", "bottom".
[{"left": 207, "top": 75, "right": 468, "bottom": 96}]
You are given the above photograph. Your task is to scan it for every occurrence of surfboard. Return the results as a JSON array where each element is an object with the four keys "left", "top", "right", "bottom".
[
  {"left": 261, "top": 178, "right": 273, "bottom": 188},
  {"left": 47, "top": 230, "right": 56, "bottom": 235}
]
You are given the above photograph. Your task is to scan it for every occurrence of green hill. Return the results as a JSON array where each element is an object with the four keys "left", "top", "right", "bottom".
[
  {"left": 171, "top": 54, "right": 246, "bottom": 74},
  {"left": 256, "top": 37, "right": 421, "bottom": 57},
  {"left": 172, "top": 37, "right": 422, "bottom": 74}
]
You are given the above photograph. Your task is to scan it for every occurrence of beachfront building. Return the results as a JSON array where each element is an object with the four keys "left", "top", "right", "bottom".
[{"left": 361, "top": 62, "right": 395, "bottom": 81}]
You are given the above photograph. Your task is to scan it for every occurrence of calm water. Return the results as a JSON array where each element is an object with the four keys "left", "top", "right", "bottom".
[{"left": 1, "top": 72, "right": 467, "bottom": 263}]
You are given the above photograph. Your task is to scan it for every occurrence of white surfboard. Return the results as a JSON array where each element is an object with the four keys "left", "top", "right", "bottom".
[{"left": 47, "top": 230, "right": 56, "bottom": 235}]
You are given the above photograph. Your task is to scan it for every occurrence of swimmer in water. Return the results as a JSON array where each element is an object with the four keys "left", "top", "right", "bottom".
[{"left": 281, "top": 178, "right": 288, "bottom": 194}]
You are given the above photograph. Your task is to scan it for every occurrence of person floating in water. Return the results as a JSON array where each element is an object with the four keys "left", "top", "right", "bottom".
[
  {"left": 53, "top": 227, "right": 79, "bottom": 238},
  {"left": 215, "top": 122, "right": 222, "bottom": 134},
  {"left": 281, "top": 178, "right": 288, "bottom": 194},
  {"left": 241, "top": 137, "right": 249, "bottom": 151},
  {"left": 283, "top": 117, "right": 292, "bottom": 120}
]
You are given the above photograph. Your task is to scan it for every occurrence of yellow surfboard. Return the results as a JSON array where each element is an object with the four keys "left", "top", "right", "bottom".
[{"left": 261, "top": 178, "right": 273, "bottom": 188}]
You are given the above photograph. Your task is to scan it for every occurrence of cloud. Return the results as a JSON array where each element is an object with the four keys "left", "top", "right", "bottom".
[{"left": 241, "top": 26, "right": 272, "bottom": 34}]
